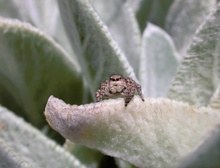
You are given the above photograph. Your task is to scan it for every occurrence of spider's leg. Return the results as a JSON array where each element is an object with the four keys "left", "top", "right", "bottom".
[
  {"left": 136, "top": 83, "right": 145, "bottom": 102},
  {"left": 96, "top": 80, "right": 109, "bottom": 102},
  {"left": 122, "top": 82, "right": 135, "bottom": 106},
  {"left": 122, "top": 86, "right": 135, "bottom": 106},
  {"left": 95, "top": 89, "right": 103, "bottom": 102},
  {"left": 124, "top": 95, "right": 133, "bottom": 106}
]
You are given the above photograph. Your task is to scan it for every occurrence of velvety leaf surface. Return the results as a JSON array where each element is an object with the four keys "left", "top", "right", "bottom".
[
  {"left": 178, "top": 127, "right": 220, "bottom": 168},
  {"left": 0, "top": 139, "right": 30, "bottom": 168},
  {"left": 0, "top": 0, "right": 20, "bottom": 19},
  {"left": 140, "top": 23, "right": 179, "bottom": 97},
  {"left": 0, "top": 0, "right": 74, "bottom": 58},
  {"left": 165, "top": 0, "right": 216, "bottom": 55},
  {"left": 0, "top": 105, "right": 86, "bottom": 168},
  {"left": 168, "top": 3, "right": 220, "bottom": 106},
  {"left": 115, "top": 159, "right": 137, "bottom": 168},
  {"left": 45, "top": 96, "right": 220, "bottom": 168},
  {"left": 209, "top": 86, "right": 220, "bottom": 109},
  {"left": 64, "top": 140, "right": 136, "bottom": 168},
  {"left": 90, "top": 0, "right": 141, "bottom": 76},
  {"left": 133, "top": 0, "right": 174, "bottom": 31},
  {"left": 131, "top": 0, "right": 153, "bottom": 32},
  {"left": 64, "top": 140, "right": 104, "bottom": 168},
  {"left": 0, "top": 17, "right": 83, "bottom": 126},
  {"left": 58, "top": 0, "right": 136, "bottom": 96}
]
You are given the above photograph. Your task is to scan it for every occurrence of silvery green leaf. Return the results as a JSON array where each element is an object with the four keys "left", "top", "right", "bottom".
[
  {"left": 0, "top": 1, "right": 20, "bottom": 18},
  {"left": 127, "top": 0, "right": 143, "bottom": 12},
  {"left": 34, "top": 0, "right": 74, "bottom": 57},
  {"left": 168, "top": 3, "right": 220, "bottom": 106},
  {"left": 115, "top": 159, "right": 136, "bottom": 168},
  {"left": 140, "top": 23, "right": 179, "bottom": 97},
  {"left": 132, "top": 0, "right": 173, "bottom": 31},
  {"left": 132, "top": 0, "right": 153, "bottom": 32},
  {"left": 0, "top": 105, "right": 86, "bottom": 168},
  {"left": 58, "top": 0, "right": 136, "bottom": 96},
  {"left": 64, "top": 140, "right": 103, "bottom": 168},
  {"left": 165, "top": 0, "right": 216, "bottom": 55},
  {"left": 0, "top": 139, "right": 30, "bottom": 168},
  {"left": 148, "top": 0, "right": 174, "bottom": 28},
  {"left": 45, "top": 96, "right": 220, "bottom": 168},
  {"left": 178, "top": 127, "right": 220, "bottom": 168},
  {"left": 0, "top": 0, "right": 74, "bottom": 59},
  {"left": 209, "top": 86, "right": 220, "bottom": 109},
  {"left": 90, "top": 0, "right": 141, "bottom": 75},
  {"left": 0, "top": 17, "right": 82, "bottom": 126}
]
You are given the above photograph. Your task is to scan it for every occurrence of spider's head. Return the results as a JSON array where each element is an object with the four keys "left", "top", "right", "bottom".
[
  {"left": 109, "top": 74, "right": 125, "bottom": 93},
  {"left": 109, "top": 74, "right": 122, "bottom": 82}
]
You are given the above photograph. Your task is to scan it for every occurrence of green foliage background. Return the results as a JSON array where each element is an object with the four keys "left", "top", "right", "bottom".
[{"left": 0, "top": 0, "right": 220, "bottom": 168}]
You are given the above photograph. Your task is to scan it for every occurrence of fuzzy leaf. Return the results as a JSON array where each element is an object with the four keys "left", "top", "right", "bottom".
[
  {"left": 0, "top": 0, "right": 20, "bottom": 19},
  {"left": 0, "top": 105, "right": 86, "bottom": 168},
  {"left": 90, "top": 0, "right": 142, "bottom": 76},
  {"left": 165, "top": 0, "right": 216, "bottom": 55},
  {"left": 0, "top": 0, "right": 74, "bottom": 57},
  {"left": 130, "top": 0, "right": 153, "bottom": 32},
  {"left": 115, "top": 159, "right": 137, "bottom": 168},
  {"left": 0, "top": 17, "right": 83, "bottom": 126},
  {"left": 178, "top": 126, "right": 220, "bottom": 168},
  {"left": 45, "top": 96, "right": 220, "bottom": 168},
  {"left": 58, "top": 0, "right": 136, "bottom": 96},
  {"left": 64, "top": 140, "right": 103, "bottom": 168},
  {"left": 168, "top": 3, "right": 220, "bottom": 106},
  {"left": 209, "top": 86, "right": 220, "bottom": 109},
  {"left": 0, "top": 139, "right": 30, "bottom": 168},
  {"left": 140, "top": 23, "right": 179, "bottom": 97},
  {"left": 134, "top": 0, "right": 174, "bottom": 31}
]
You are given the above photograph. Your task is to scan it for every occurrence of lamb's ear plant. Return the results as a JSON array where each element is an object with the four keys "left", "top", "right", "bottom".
[{"left": 0, "top": 0, "right": 220, "bottom": 168}]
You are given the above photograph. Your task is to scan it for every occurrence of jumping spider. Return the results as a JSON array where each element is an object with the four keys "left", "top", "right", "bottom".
[{"left": 96, "top": 74, "right": 145, "bottom": 106}]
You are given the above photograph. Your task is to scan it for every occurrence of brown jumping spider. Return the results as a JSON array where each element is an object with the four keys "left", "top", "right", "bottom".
[{"left": 96, "top": 74, "right": 145, "bottom": 106}]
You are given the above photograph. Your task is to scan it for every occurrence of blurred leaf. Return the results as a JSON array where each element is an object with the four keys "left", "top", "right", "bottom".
[
  {"left": 0, "top": 105, "right": 86, "bottom": 168},
  {"left": 64, "top": 140, "right": 104, "bottom": 168},
  {"left": 0, "top": 1, "right": 20, "bottom": 19},
  {"left": 127, "top": 0, "right": 142, "bottom": 12},
  {"left": 0, "top": 0, "right": 75, "bottom": 60},
  {"left": 115, "top": 159, "right": 137, "bottom": 168},
  {"left": 140, "top": 23, "right": 179, "bottom": 97},
  {"left": 0, "top": 17, "right": 83, "bottom": 126},
  {"left": 148, "top": 0, "right": 174, "bottom": 28},
  {"left": 209, "top": 86, "right": 220, "bottom": 109},
  {"left": 134, "top": 0, "right": 174, "bottom": 31},
  {"left": 132, "top": 0, "right": 153, "bottom": 32},
  {"left": 0, "top": 139, "right": 30, "bottom": 168},
  {"left": 165, "top": 0, "right": 216, "bottom": 56},
  {"left": 178, "top": 126, "right": 220, "bottom": 168},
  {"left": 168, "top": 3, "right": 220, "bottom": 106},
  {"left": 58, "top": 0, "right": 136, "bottom": 97},
  {"left": 90, "top": 0, "right": 142, "bottom": 76},
  {"left": 45, "top": 96, "right": 220, "bottom": 168}
]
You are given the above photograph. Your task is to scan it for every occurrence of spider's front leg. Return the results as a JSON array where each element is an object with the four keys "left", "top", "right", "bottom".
[
  {"left": 95, "top": 89, "right": 103, "bottom": 102},
  {"left": 121, "top": 88, "right": 134, "bottom": 106},
  {"left": 121, "top": 85, "right": 135, "bottom": 107},
  {"left": 136, "top": 83, "right": 145, "bottom": 102},
  {"left": 124, "top": 94, "right": 134, "bottom": 106},
  {"left": 96, "top": 80, "right": 109, "bottom": 102},
  {"left": 123, "top": 77, "right": 145, "bottom": 106}
]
